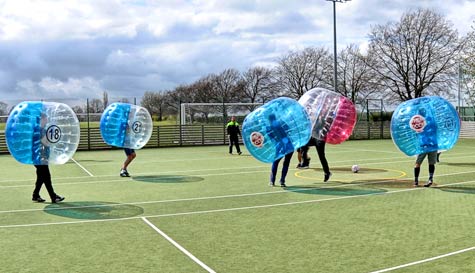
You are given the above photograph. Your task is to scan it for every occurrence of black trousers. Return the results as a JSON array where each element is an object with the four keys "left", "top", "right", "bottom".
[
  {"left": 302, "top": 139, "right": 330, "bottom": 174},
  {"left": 33, "top": 165, "right": 56, "bottom": 199},
  {"left": 228, "top": 135, "right": 241, "bottom": 153}
]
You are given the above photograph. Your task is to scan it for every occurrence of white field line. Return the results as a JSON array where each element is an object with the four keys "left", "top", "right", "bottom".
[
  {"left": 0, "top": 186, "right": 418, "bottom": 228},
  {"left": 1, "top": 178, "right": 475, "bottom": 229},
  {"left": 71, "top": 157, "right": 94, "bottom": 177},
  {"left": 1, "top": 150, "right": 475, "bottom": 185},
  {"left": 1, "top": 170, "right": 475, "bottom": 215},
  {"left": 141, "top": 217, "right": 216, "bottom": 273},
  {"left": 369, "top": 246, "right": 475, "bottom": 273},
  {"left": 1, "top": 151, "right": 474, "bottom": 187},
  {"left": 1, "top": 162, "right": 475, "bottom": 190},
  {"left": 0, "top": 175, "right": 410, "bottom": 214}
]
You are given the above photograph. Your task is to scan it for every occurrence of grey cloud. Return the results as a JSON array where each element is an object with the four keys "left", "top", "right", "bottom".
[{"left": 0, "top": 0, "right": 472, "bottom": 103}]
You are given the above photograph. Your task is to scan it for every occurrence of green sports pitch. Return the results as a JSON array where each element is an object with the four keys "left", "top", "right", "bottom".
[{"left": 1, "top": 139, "right": 475, "bottom": 273}]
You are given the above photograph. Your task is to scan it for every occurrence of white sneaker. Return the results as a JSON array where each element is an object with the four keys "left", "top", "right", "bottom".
[{"left": 120, "top": 169, "right": 130, "bottom": 177}]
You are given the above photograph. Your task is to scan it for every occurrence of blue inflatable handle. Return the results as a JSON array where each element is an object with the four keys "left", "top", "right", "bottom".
[{"left": 100, "top": 103, "right": 131, "bottom": 147}]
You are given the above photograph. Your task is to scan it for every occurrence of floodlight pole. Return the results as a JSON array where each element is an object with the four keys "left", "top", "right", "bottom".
[{"left": 327, "top": 0, "right": 350, "bottom": 93}]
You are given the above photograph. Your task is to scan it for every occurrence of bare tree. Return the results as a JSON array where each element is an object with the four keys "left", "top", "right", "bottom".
[
  {"left": 0, "top": 101, "right": 8, "bottom": 116},
  {"left": 460, "top": 28, "right": 475, "bottom": 106},
  {"left": 367, "top": 8, "right": 464, "bottom": 102},
  {"left": 212, "top": 68, "right": 242, "bottom": 103},
  {"left": 242, "top": 66, "right": 273, "bottom": 103},
  {"left": 71, "top": 105, "right": 84, "bottom": 114},
  {"left": 338, "top": 44, "right": 378, "bottom": 103},
  {"left": 141, "top": 91, "right": 165, "bottom": 121},
  {"left": 102, "top": 91, "right": 109, "bottom": 108},
  {"left": 88, "top": 98, "right": 103, "bottom": 113},
  {"left": 274, "top": 47, "right": 333, "bottom": 99}
]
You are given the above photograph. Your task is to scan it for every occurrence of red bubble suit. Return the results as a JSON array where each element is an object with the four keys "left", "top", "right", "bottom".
[{"left": 298, "top": 88, "right": 357, "bottom": 144}]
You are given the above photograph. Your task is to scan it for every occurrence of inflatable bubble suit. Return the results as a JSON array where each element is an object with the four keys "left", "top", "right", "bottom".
[
  {"left": 5, "top": 101, "right": 80, "bottom": 165},
  {"left": 242, "top": 97, "right": 312, "bottom": 163},
  {"left": 100, "top": 103, "right": 153, "bottom": 149},
  {"left": 298, "top": 88, "right": 357, "bottom": 144},
  {"left": 390, "top": 96, "right": 460, "bottom": 156}
]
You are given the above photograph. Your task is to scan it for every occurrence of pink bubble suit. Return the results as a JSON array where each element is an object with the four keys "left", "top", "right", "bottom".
[{"left": 298, "top": 88, "right": 357, "bottom": 144}]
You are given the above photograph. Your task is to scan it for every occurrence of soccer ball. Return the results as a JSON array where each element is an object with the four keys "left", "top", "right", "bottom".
[{"left": 351, "top": 165, "right": 360, "bottom": 173}]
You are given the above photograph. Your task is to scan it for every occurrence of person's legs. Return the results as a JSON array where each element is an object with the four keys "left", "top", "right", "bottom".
[
  {"left": 34, "top": 165, "right": 63, "bottom": 203},
  {"left": 316, "top": 140, "right": 330, "bottom": 181},
  {"left": 228, "top": 136, "right": 233, "bottom": 154},
  {"left": 424, "top": 151, "right": 437, "bottom": 187},
  {"left": 121, "top": 149, "right": 136, "bottom": 177},
  {"left": 270, "top": 158, "right": 282, "bottom": 186},
  {"left": 414, "top": 153, "right": 427, "bottom": 186},
  {"left": 300, "top": 145, "right": 310, "bottom": 168},
  {"left": 279, "top": 153, "right": 294, "bottom": 186},
  {"left": 233, "top": 136, "right": 242, "bottom": 154},
  {"left": 296, "top": 148, "right": 302, "bottom": 168},
  {"left": 32, "top": 165, "right": 45, "bottom": 202}
]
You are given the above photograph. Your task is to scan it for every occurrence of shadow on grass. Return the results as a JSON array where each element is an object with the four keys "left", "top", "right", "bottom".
[
  {"left": 44, "top": 201, "right": 144, "bottom": 219},
  {"left": 132, "top": 175, "right": 204, "bottom": 183},
  {"left": 353, "top": 179, "right": 416, "bottom": 189},
  {"left": 437, "top": 185, "right": 475, "bottom": 195},
  {"left": 284, "top": 184, "right": 387, "bottom": 196},
  {"left": 445, "top": 162, "right": 475, "bottom": 167}
]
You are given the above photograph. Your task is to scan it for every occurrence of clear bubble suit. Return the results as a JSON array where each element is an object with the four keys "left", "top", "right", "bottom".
[
  {"left": 5, "top": 101, "right": 80, "bottom": 165},
  {"left": 298, "top": 88, "right": 357, "bottom": 144},
  {"left": 100, "top": 103, "right": 153, "bottom": 149},
  {"left": 390, "top": 96, "right": 460, "bottom": 156},
  {"left": 242, "top": 97, "right": 312, "bottom": 163}
]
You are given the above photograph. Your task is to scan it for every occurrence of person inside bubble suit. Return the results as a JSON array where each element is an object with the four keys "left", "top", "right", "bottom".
[{"left": 267, "top": 113, "right": 294, "bottom": 187}]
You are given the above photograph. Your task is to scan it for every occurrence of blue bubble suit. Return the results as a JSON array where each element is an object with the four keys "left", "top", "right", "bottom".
[
  {"left": 100, "top": 103, "right": 153, "bottom": 149},
  {"left": 242, "top": 97, "right": 312, "bottom": 163},
  {"left": 5, "top": 101, "right": 80, "bottom": 165},
  {"left": 390, "top": 96, "right": 460, "bottom": 156}
]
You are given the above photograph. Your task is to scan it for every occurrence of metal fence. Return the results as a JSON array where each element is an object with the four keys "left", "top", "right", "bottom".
[{"left": 0, "top": 121, "right": 391, "bottom": 154}]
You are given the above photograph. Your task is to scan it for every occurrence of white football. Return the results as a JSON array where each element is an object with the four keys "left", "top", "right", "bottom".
[{"left": 351, "top": 165, "right": 360, "bottom": 173}]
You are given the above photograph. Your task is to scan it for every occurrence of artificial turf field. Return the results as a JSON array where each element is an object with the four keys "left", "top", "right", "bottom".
[{"left": 1, "top": 138, "right": 475, "bottom": 273}]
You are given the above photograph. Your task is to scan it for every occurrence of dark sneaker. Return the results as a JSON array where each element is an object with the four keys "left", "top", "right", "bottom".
[
  {"left": 300, "top": 164, "right": 309, "bottom": 169},
  {"left": 414, "top": 182, "right": 419, "bottom": 187},
  {"left": 424, "top": 180, "right": 433, "bottom": 187},
  {"left": 32, "top": 196, "right": 45, "bottom": 203},
  {"left": 52, "top": 195, "right": 65, "bottom": 203},
  {"left": 280, "top": 183, "right": 286, "bottom": 187},
  {"left": 324, "top": 172, "right": 332, "bottom": 182},
  {"left": 238, "top": 152, "right": 242, "bottom": 155},
  {"left": 296, "top": 163, "right": 302, "bottom": 168}
]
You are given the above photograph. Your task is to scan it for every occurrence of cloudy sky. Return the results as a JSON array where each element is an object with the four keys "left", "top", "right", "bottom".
[{"left": 0, "top": 0, "right": 474, "bottom": 103}]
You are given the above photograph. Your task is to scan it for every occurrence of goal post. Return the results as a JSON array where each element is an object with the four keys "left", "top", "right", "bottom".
[{"left": 180, "top": 102, "right": 263, "bottom": 125}]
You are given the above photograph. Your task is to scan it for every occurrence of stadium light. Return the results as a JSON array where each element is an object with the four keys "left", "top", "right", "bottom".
[{"left": 326, "top": 0, "right": 351, "bottom": 93}]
